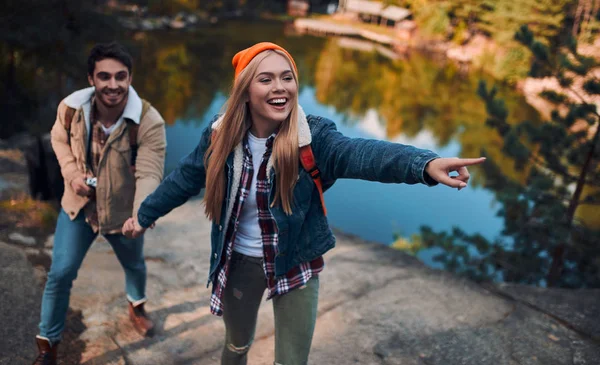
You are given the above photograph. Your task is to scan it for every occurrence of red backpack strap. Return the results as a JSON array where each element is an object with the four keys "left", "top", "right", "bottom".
[
  {"left": 64, "top": 107, "right": 76, "bottom": 146},
  {"left": 299, "top": 145, "right": 327, "bottom": 216}
]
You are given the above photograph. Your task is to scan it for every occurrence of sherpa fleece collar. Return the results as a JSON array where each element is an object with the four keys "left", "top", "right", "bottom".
[{"left": 64, "top": 86, "right": 143, "bottom": 124}]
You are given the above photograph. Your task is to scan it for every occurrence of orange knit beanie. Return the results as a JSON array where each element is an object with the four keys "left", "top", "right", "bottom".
[{"left": 232, "top": 42, "right": 298, "bottom": 80}]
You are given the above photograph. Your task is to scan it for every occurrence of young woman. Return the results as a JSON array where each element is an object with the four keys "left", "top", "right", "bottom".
[{"left": 123, "top": 42, "right": 485, "bottom": 365}]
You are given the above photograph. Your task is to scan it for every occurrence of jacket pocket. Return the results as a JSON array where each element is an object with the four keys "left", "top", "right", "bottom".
[
  {"left": 111, "top": 141, "right": 133, "bottom": 170},
  {"left": 105, "top": 142, "right": 135, "bottom": 213}
]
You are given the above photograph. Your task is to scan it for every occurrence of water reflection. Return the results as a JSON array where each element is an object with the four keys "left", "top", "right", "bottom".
[
  {"left": 131, "top": 20, "right": 328, "bottom": 125},
  {"left": 4, "top": 19, "right": 548, "bottom": 276},
  {"left": 313, "top": 38, "right": 541, "bottom": 187},
  {"left": 143, "top": 23, "right": 542, "bottom": 258}
]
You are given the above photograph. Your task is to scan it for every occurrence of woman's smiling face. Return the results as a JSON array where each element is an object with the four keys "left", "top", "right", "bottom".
[{"left": 247, "top": 52, "right": 298, "bottom": 129}]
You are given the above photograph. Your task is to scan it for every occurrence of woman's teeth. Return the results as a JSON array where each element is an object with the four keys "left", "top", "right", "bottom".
[{"left": 268, "top": 98, "right": 287, "bottom": 105}]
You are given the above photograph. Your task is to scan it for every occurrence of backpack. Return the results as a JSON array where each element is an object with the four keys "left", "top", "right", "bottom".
[
  {"left": 299, "top": 145, "right": 327, "bottom": 216},
  {"left": 63, "top": 100, "right": 152, "bottom": 171},
  {"left": 210, "top": 133, "right": 327, "bottom": 215}
]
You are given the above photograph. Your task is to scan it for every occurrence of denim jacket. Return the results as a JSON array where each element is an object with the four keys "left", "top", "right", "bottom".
[{"left": 137, "top": 106, "right": 439, "bottom": 283}]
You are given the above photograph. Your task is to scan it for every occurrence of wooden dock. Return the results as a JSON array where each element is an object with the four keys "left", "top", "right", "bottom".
[
  {"left": 337, "top": 37, "right": 401, "bottom": 59},
  {"left": 358, "top": 29, "right": 394, "bottom": 45},
  {"left": 294, "top": 18, "right": 359, "bottom": 36},
  {"left": 294, "top": 18, "right": 395, "bottom": 45}
]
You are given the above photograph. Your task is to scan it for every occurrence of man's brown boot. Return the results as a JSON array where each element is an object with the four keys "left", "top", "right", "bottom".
[
  {"left": 32, "top": 337, "right": 58, "bottom": 365},
  {"left": 128, "top": 302, "right": 155, "bottom": 337}
]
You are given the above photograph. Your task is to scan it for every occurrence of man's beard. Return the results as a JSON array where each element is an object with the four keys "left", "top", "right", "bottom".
[{"left": 96, "top": 86, "right": 129, "bottom": 108}]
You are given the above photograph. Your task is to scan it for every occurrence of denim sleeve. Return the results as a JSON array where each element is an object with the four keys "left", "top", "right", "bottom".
[
  {"left": 137, "top": 124, "right": 213, "bottom": 228},
  {"left": 311, "top": 117, "right": 440, "bottom": 186}
]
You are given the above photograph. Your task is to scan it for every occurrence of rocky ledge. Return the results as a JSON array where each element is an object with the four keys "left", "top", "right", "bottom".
[{"left": 1, "top": 197, "right": 598, "bottom": 365}]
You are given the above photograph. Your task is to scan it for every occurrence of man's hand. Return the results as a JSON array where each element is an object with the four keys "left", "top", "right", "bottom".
[
  {"left": 71, "top": 175, "right": 93, "bottom": 197},
  {"left": 425, "top": 157, "right": 486, "bottom": 190},
  {"left": 122, "top": 217, "right": 154, "bottom": 239}
]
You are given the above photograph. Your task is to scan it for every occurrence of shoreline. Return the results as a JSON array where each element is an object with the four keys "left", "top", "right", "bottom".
[{"left": 2, "top": 197, "right": 598, "bottom": 364}]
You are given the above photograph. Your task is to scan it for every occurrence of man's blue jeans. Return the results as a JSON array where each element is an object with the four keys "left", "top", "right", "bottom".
[{"left": 38, "top": 209, "right": 146, "bottom": 345}]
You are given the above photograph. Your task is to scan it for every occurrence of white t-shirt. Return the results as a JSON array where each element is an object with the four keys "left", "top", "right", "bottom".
[
  {"left": 100, "top": 120, "right": 122, "bottom": 136},
  {"left": 233, "top": 132, "right": 269, "bottom": 257}
]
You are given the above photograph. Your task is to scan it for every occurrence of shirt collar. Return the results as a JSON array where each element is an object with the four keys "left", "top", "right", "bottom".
[
  {"left": 244, "top": 131, "right": 277, "bottom": 154},
  {"left": 64, "top": 85, "right": 143, "bottom": 125}
]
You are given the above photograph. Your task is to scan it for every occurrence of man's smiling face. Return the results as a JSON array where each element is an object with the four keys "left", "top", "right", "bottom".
[{"left": 88, "top": 58, "right": 132, "bottom": 109}]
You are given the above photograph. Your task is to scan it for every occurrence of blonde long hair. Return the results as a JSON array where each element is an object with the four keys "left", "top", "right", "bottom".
[{"left": 204, "top": 50, "right": 300, "bottom": 223}]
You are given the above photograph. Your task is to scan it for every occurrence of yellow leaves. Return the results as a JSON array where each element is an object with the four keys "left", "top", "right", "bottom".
[
  {"left": 139, "top": 44, "right": 193, "bottom": 125},
  {"left": 391, "top": 235, "right": 424, "bottom": 255},
  {"left": 311, "top": 36, "right": 539, "bottom": 189},
  {"left": 0, "top": 195, "right": 58, "bottom": 229},
  {"left": 575, "top": 185, "right": 600, "bottom": 229}
]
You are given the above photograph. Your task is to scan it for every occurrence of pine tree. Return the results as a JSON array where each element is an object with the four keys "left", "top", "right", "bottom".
[
  {"left": 421, "top": 25, "right": 600, "bottom": 288},
  {"left": 478, "top": 0, "right": 572, "bottom": 44},
  {"left": 389, "top": 0, "right": 574, "bottom": 45}
]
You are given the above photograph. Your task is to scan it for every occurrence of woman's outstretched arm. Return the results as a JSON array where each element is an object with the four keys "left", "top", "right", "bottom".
[{"left": 311, "top": 117, "right": 484, "bottom": 188}]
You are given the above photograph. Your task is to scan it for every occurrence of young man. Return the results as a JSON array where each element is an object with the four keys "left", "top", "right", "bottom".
[{"left": 33, "top": 42, "right": 167, "bottom": 365}]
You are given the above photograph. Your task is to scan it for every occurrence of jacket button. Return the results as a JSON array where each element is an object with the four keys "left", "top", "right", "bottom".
[
  {"left": 214, "top": 253, "right": 217, "bottom": 259},
  {"left": 219, "top": 225, "right": 223, "bottom": 231}
]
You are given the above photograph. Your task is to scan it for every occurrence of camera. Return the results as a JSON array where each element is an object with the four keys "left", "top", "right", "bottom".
[{"left": 85, "top": 177, "right": 97, "bottom": 188}]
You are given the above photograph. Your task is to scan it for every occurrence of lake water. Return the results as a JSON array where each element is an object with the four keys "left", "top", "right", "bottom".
[
  {"left": 5, "top": 19, "right": 541, "bottom": 269},
  {"left": 134, "top": 20, "right": 540, "bottom": 268}
]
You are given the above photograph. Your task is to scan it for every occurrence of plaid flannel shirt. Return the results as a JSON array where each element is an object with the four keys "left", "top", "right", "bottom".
[
  {"left": 209, "top": 133, "right": 324, "bottom": 316},
  {"left": 84, "top": 97, "right": 108, "bottom": 233}
]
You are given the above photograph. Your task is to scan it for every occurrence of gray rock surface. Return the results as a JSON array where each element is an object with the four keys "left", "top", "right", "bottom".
[
  {"left": 8, "top": 232, "right": 37, "bottom": 246},
  {"left": 0, "top": 241, "right": 42, "bottom": 365},
  {"left": 1, "top": 198, "right": 599, "bottom": 364},
  {"left": 494, "top": 283, "right": 600, "bottom": 340}
]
